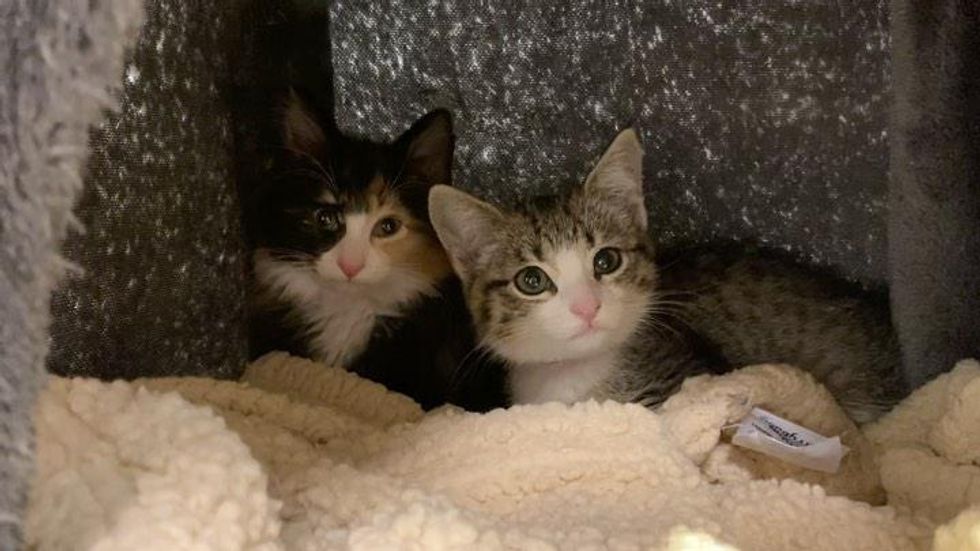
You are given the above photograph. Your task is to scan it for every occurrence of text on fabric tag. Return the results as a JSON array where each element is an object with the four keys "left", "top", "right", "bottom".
[{"left": 731, "top": 407, "right": 848, "bottom": 473}]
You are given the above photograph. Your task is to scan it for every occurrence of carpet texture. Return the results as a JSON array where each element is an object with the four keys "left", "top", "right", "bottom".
[
  {"left": 0, "top": 1, "right": 143, "bottom": 547},
  {"left": 887, "top": 0, "right": 980, "bottom": 387}
]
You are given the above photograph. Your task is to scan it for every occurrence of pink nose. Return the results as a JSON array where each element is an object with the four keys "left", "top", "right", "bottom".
[
  {"left": 570, "top": 294, "right": 601, "bottom": 324},
  {"left": 338, "top": 258, "right": 364, "bottom": 279}
]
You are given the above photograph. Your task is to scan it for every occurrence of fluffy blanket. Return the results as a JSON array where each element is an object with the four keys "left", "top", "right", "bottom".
[
  {"left": 0, "top": 2, "right": 144, "bottom": 546},
  {"left": 26, "top": 354, "right": 980, "bottom": 550}
]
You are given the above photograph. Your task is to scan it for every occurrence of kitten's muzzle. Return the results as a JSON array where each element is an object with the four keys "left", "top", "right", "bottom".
[{"left": 338, "top": 257, "right": 365, "bottom": 280}]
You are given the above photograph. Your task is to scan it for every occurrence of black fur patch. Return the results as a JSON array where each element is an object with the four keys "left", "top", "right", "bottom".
[{"left": 246, "top": 95, "right": 506, "bottom": 411}]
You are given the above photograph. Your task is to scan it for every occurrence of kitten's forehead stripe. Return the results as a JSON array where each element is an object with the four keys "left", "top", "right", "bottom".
[
  {"left": 528, "top": 213, "right": 542, "bottom": 240},
  {"left": 483, "top": 279, "right": 509, "bottom": 294},
  {"left": 369, "top": 175, "right": 388, "bottom": 206},
  {"left": 509, "top": 189, "right": 635, "bottom": 257},
  {"left": 341, "top": 173, "right": 391, "bottom": 214},
  {"left": 345, "top": 193, "right": 368, "bottom": 213}
]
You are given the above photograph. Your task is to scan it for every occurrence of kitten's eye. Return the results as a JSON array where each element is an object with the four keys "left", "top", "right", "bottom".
[
  {"left": 513, "top": 266, "right": 552, "bottom": 296},
  {"left": 314, "top": 207, "right": 341, "bottom": 232},
  {"left": 372, "top": 216, "right": 402, "bottom": 238},
  {"left": 593, "top": 247, "right": 623, "bottom": 276}
]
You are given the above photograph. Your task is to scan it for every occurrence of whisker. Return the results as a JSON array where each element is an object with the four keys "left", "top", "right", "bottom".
[
  {"left": 652, "top": 288, "right": 704, "bottom": 300},
  {"left": 387, "top": 149, "right": 417, "bottom": 196},
  {"left": 449, "top": 343, "right": 500, "bottom": 390},
  {"left": 278, "top": 166, "right": 330, "bottom": 183},
  {"left": 261, "top": 143, "right": 336, "bottom": 189},
  {"left": 647, "top": 299, "right": 694, "bottom": 307},
  {"left": 281, "top": 146, "right": 334, "bottom": 183},
  {"left": 647, "top": 304, "right": 694, "bottom": 321},
  {"left": 263, "top": 248, "right": 318, "bottom": 264},
  {"left": 638, "top": 316, "right": 683, "bottom": 340}
]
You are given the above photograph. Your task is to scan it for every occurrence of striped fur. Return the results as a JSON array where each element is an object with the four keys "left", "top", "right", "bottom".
[{"left": 431, "top": 129, "right": 907, "bottom": 423}]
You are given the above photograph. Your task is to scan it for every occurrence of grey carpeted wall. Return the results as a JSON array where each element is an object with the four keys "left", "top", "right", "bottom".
[
  {"left": 1, "top": 0, "right": 978, "bottom": 548},
  {"left": 45, "top": 0, "right": 331, "bottom": 382},
  {"left": 888, "top": 0, "right": 980, "bottom": 388},
  {"left": 0, "top": 1, "right": 144, "bottom": 547},
  {"left": 331, "top": 2, "right": 894, "bottom": 284},
  {"left": 45, "top": 1, "right": 251, "bottom": 382}
]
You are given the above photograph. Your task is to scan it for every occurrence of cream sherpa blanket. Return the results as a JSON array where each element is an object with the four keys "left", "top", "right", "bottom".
[{"left": 26, "top": 354, "right": 980, "bottom": 550}]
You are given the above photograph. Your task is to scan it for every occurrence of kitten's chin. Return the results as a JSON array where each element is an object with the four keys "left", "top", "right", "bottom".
[
  {"left": 494, "top": 331, "right": 619, "bottom": 365},
  {"left": 570, "top": 324, "right": 604, "bottom": 340}
]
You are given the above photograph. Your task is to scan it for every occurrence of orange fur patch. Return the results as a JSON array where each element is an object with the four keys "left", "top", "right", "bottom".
[{"left": 367, "top": 176, "right": 452, "bottom": 283}]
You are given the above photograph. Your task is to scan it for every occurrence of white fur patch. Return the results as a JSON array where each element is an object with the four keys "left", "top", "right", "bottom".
[
  {"left": 253, "top": 248, "right": 436, "bottom": 368},
  {"left": 495, "top": 244, "right": 650, "bottom": 405},
  {"left": 495, "top": 245, "right": 644, "bottom": 362},
  {"left": 509, "top": 352, "right": 619, "bottom": 404}
]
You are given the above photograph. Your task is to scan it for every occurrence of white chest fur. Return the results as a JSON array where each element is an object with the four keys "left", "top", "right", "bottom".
[
  {"left": 253, "top": 250, "right": 435, "bottom": 368},
  {"left": 508, "top": 352, "right": 619, "bottom": 405},
  {"left": 301, "top": 289, "right": 381, "bottom": 367}
]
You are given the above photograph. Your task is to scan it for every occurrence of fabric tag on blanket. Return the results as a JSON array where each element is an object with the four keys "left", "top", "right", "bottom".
[{"left": 731, "top": 407, "right": 848, "bottom": 473}]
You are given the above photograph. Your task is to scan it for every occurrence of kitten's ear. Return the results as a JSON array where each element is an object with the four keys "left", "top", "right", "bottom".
[
  {"left": 281, "top": 89, "right": 328, "bottom": 156},
  {"left": 429, "top": 185, "right": 503, "bottom": 279},
  {"left": 584, "top": 128, "right": 647, "bottom": 230},
  {"left": 398, "top": 109, "right": 455, "bottom": 186}
]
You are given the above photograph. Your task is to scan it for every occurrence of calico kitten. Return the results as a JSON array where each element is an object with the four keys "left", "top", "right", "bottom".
[
  {"left": 246, "top": 94, "right": 505, "bottom": 411},
  {"left": 429, "top": 129, "right": 906, "bottom": 422}
]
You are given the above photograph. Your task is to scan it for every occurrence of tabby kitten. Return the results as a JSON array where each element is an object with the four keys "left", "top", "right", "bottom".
[
  {"left": 655, "top": 243, "right": 906, "bottom": 422},
  {"left": 246, "top": 94, "right": 504, "bottom": 411},
  {"left": 429, "top": 129, "right": 905, "bottom": 422}
]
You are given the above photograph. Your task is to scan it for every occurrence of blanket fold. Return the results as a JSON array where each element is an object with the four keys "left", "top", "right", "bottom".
[{"left": 27, "top": 354, "right": 980, "bottom": 550}]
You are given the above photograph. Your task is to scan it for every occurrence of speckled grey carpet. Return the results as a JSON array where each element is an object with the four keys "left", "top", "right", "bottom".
[
  {"left": 887, "top": 0, "right": 980, "bottom": 387},
  {"left": 331, "top": 1, "right": 894, "bottom": 284},
  {"left": 0, "top": 1, "right": 143, "bottom": 547}
]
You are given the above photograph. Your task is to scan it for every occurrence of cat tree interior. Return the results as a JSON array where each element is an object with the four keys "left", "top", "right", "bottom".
[{"left": 2, "top": 0, "right": 978, "bottom": 548}]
